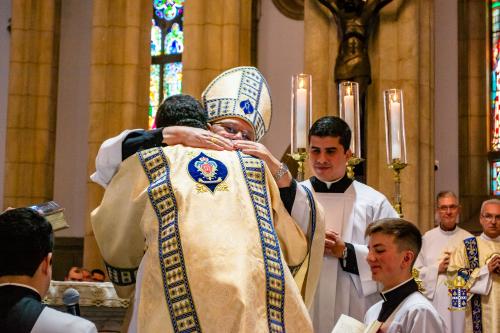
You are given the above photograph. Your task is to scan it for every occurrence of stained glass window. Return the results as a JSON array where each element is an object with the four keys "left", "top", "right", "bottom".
[
  {"left": 491, "top": 160, "right": 500, "bottom": 196},
  {"left": 490, "top": 2, "right": 500, "bottom": 195},
  {"left": 149, "top": 0, "right": 184, "bottom": 128},
  {"left": 491, "top": 1, "right": 500, "bottom": 151}
]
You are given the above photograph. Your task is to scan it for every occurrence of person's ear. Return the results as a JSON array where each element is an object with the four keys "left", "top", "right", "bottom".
[
  {"left": 401, "top": 251, "right": 414, "bottom": 268},
  {"left": 40, "top": 253, "right": 53, "bottom": 275},
  {"left": 346, "top": 148, "right": 353, "bottom": 159}
]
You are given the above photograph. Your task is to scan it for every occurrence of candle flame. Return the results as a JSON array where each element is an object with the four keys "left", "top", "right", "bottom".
[
  {"left": 391, "top": 93, "right": 398, "bottom": 104},
  {"left": 346, "top": 85, "right": 352, "bottom": 96},
  {"left": 299, "top": 77, "right": 305, "bottom": 89}
]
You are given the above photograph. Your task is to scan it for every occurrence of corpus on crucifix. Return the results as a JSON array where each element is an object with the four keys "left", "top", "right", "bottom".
[{"left": 317, "top": 0, "right": 392, "bottom": 163}]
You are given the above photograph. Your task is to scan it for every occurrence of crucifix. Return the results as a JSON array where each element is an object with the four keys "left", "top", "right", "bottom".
[{"left": 317, "top": 0, "right": 393, "bottom": 175}]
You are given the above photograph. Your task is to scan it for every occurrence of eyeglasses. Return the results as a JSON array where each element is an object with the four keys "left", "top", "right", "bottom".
[
  {"left": 437, "top": 205, "right": 459, "bottom": 212},
  {"left": 481, "top": 213, "right": 500, "bottom": 222},
  {"left": 212, "top": 121, "right": 255, "bottom": 141}
]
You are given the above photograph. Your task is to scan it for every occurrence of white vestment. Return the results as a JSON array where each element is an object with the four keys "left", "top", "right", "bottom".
[
  {"left": 291, "top": 179, "right": 398, "bottom": 333},
  {"left": 364, "top": 291, "right": 446, "bottom": 333},
  {"left": 414, "top": 226, "right": 472, "bottom": 333},
  {"left": 90, "top": 129, "right": 141, "bottom": 188}
]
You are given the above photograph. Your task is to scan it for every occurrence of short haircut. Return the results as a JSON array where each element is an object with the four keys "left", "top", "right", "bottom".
[
  {"left": 0, "top": 208, "right": 54, "bottom": 277},
  {"left": 308, "top": 116, "right": 351, "bottom": 151},
  {"left": 155, "top": 94, "right": 208, "bottom": 130},
  {"left": 365, "top": 218, "right": 422, "bottom": 264},
  {"left": 91, "top": 268, "right": 105, "bottom": 276},
  {"left": 480, "top": 198, "right": 500, "bottom": 214},
  {"left": 436, "top": 190, "right": 458, "bottom": 207}
]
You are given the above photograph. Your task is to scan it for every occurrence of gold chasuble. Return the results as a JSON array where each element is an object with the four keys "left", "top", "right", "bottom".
[
  {"left": 448, "top": 235, "right": 500, "bottom": 333},
  {"left": 91, "top": 146, "right": 323, "bottom": 333}
]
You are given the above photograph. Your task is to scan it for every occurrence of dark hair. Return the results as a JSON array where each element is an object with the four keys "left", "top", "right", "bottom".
[
  {"left": 308, "top": 116, "right": 351, "bottom": 151},
  {"left": 155, "top": 94, "right": 208, "bottom": 130},
  {"left": 91, "top": 268, "right": 105, "bottom": 276},
  {"left": 365, "top": 218, "right": 422, "bottom": 265},
  {"left": 0, "top": 208, "right": 54, "bottom": 277}
]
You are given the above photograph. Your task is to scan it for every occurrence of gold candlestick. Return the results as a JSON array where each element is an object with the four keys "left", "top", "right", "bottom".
[
  {"left": 290, "top": 149, "right": 308, "bottom": 181},
  {"left": 346, "top": 156, "right": 364, "bottom": 180},
  {"left": 389, "top": 159, "right": 407, "bottom": 217},
  {"left": 384, "top": 89, "right": 407, "bottom": 217}
]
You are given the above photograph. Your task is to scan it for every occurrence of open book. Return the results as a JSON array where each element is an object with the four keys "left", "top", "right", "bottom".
[
  {"left": 332, "top": 314, "right": 383, "bottom": 333},
  {"left": 30, "top": 201, "right": 69, "bottom": 231}
]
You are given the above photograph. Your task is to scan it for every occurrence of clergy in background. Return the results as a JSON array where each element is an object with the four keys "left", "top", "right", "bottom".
[
  {"left": 364, "top": 218, "right": 446, "bottom": 333},
  {"left": 448, "top": 199, "right": 500, "bottom": 333},
  {"left": 91, "top": 67, "right": 324, "bottom": 332},
  {"left": 249, "top": 116, "right": 398, "bottom": 333},
  {"left": 414, "top": 191, "right": 472, "bottom": 333}
]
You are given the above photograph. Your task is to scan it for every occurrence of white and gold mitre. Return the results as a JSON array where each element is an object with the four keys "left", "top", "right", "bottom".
[{"left": 201, "top": 66, "right": 272, "bottom": 142}]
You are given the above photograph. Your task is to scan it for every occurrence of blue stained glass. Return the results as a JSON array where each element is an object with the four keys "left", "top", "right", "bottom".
[
  {"left": 491, "top": 160, "right": 500, "bottom": 196},
  {"left": 163, "top": 62, "right": 182, "bottom": 97},
  {"left": 165, "top": 23, "right": 184, "bottom": 55},
  {"left": 153, "top": 0, "right": 184, "bottom": 21},
  {"left": 150, "top": 0, "right": 184, "bottom": 128},
  {"left": 151, "top": 21, "right": 162, "bottom": 56},
  {"left": 492, "top": 5, "right": 500, "bottom": 150}
]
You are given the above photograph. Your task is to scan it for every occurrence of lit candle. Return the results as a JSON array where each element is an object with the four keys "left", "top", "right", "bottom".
[
  {"left": 295, "top": 78, "right": 307, "bottom": 149},
  {"left": 390, "top": 98, "right": 401, "bottom": 160},
  {"left": 343, "top": 85, "right": 355, "bottom": 152}
]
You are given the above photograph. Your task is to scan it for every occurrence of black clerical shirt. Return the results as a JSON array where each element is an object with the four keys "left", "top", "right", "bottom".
[{"left": 0, "top": 284, "right": 45, "bottom": 333}]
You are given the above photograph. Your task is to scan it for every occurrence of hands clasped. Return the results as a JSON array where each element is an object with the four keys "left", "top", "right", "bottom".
[{"left": 324, "top": 229, "right": 345, "bottom": 258}]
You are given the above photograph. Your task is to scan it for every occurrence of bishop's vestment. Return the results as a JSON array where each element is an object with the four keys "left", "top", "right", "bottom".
[{"left": 91, "top": 146, "right": 324, "bottom": 333}]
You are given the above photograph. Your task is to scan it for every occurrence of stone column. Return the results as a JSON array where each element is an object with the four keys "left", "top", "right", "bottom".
[
  {"left": 183, "top": 0, "right": 253, "bottom": 99},
  {"left": 458, "top": 0, "right": 488, "bottom": 232},
  {"left": 84, "top": 0, "right": 151, "bottom": 270},
  {"left": 3, "top": 0, "right": 61, "bottom": 208}
]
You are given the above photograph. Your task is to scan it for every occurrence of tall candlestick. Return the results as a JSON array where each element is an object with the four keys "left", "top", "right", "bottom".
[
  {"left": 296, "top": 85, "right": 307, "bottom": 149},
  {"left": 390, "top": 100, "right": 401, "bottom": 160}
]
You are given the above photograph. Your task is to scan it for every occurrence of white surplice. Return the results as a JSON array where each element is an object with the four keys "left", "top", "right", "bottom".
[
  {"left": 414, "top": 226, "right": 472, "bottom": 333},
  {"left": 364, "top": 291, "right": 447, "bottom": 333},
  {"left": 291, "top": 179, "right": 398, "bottom": 333}
]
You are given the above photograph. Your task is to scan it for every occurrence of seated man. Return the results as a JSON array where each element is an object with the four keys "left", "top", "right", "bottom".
[
  {"left": 65, "top": 267, "right": 83, "bottom": 282},
  {"left": 0, "top": 208, "right": 97, "bottom": 333},
  {"left": 91, "top": 66, "right": 324, "bottom": 332},
  {"left": 90, "top": 269, "right": 105, "bottom": 283},
  {"left": 81, "top": 269, "right": 92, "bottom": 282},
  {"left": 364, "top": 218, "right": 446, "bottom": 333},
  {"left": 448, "top": 199, "right": 500, "bottom": 333}
]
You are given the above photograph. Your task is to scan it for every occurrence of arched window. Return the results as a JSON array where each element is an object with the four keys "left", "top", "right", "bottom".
[
  {"left": 490, "top": 1, "right": 500, "bottom": 195},
  {"left": 149, "top": 0, "right": 184, "bottom": 128}
]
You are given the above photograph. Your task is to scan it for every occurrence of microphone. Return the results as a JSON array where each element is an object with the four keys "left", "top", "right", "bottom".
[{"left": 62, "top": 288, "right": 81, "bottom": 316}]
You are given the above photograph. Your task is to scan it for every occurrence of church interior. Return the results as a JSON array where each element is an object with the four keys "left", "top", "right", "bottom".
[{"left": 0, "top": 0, "right": 493, "bottom": 302}]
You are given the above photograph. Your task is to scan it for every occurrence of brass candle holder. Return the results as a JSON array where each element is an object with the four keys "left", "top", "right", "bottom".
[
  {"left": 346, "top": 156, "right": 364, "bottom": 180},
  {"left": 389, "top": 159, "right": 407, "bottom": 217},
  {"left": 290, "top": 149, "right": 308, "bottom": 181}
]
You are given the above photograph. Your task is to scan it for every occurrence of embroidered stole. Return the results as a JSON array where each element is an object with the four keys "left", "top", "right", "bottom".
[{"left": 463, "top": 237, "right": 483, "bottom": 333}]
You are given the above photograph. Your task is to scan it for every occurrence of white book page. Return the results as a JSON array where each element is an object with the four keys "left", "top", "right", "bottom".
[{"left": 331, "top": 314, "right": 366, "bottom": 333}]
